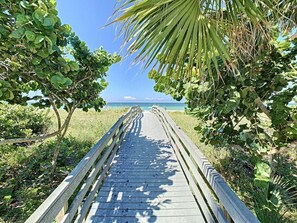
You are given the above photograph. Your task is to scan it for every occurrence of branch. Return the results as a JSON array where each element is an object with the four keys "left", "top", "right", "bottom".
[
  {"left": 0, "top": 105, "right": 77, "bottom": 146},
  {"left": 21, "top": 74, "right": 72, "bottom": 111},
  {"left": 61, "top": 113, "right": 72, "bottom": 139},
  {"left": 49, "top": 92, "right": 70, "bottom": 111},
  {"left": 249, "top": 87, "right": 271, "bottom": 119},
  {"left": 61, "top": 105, "right": 76, "bottom": 139},
  {"left": 68, "top": 73, "right": 92, "bottom": 92},
  {"left": 290, "top": 31, "right": 297, "bottom": 41},
  {"left": 0, "top": 61, "right": 9, "bottom": 71},
  {"left": 49, "top": 96, "right": 61, "bottom": 130},
  {"left": 254, "top": 97, "right": 271, "bottom": 119},
  {"left": 0, "top": 131, "right": 61, "bottom": 145}
]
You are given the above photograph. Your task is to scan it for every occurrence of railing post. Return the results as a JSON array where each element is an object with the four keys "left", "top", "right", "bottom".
[
  {"left": 55, "top": 202, "right": 68, "bottom": 223},
  {"left": 220, "top": 204, "right": 234, "bottom": 223},
  {"left": 112, "top": 133, "right": 116, "bottom": 142}
]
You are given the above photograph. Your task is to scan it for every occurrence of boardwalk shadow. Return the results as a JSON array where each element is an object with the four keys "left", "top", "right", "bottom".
[{"left": 89, "top": 112, "right": 184, "bottom": 223}]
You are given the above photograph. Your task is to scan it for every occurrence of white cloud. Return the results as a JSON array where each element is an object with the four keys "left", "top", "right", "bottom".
[
  {"left": 145, "top": 97, "right": 166, "bottom": 101},
  {"left": 123, "top": 96, "right": 136, "bottom": 100}
]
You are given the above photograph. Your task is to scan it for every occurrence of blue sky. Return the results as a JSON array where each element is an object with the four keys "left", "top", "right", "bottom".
[{"left": 56, "top": 0, "right": 179, "bottom": 103}]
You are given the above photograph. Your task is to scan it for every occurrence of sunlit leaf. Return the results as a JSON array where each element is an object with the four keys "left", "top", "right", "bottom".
[
  {"left": 25, "top": 30, "right": 35, "bottom": 42},
  {"left": 11, "top": 28, "right": 25, "bottom": 39}
]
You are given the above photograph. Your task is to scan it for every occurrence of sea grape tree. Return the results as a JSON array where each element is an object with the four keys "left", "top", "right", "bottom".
[
  {"left": 150, "top": 35, "right": 297, "bottom": 160},
  {"left": 0, "top": 0, "right": 120, "bottom": 171},
  {"left": 149, "top": 34, "right": 297, "bottom": 220}
]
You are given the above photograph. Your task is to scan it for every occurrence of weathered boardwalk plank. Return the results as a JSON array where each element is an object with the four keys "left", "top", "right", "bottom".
[
  {"left": 86, "top": 111, "right": 205, "bottom": 223},
  {"left": 89, "top": 216, "right": 202, "bottom": 223}
]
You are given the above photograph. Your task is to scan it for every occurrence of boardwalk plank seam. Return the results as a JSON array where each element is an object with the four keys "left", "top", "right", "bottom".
[{"left": 86, "top": 111, "right": 205, "bottom": 223}]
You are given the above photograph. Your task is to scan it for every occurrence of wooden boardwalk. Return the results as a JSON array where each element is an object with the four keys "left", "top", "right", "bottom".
[
  {"left": 86, "top": 111, "right": 205, "bottom": 223},
  {"left": 26, "top": 107, "right": 260, "bottom": 223}
]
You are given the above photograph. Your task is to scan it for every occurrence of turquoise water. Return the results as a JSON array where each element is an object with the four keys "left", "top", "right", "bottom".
[
  {"left": 105, "top": 102, "right": 185, "bottom": 111},
  {"left": 105, "top": 101, "right": 296, "bottom": 111}
]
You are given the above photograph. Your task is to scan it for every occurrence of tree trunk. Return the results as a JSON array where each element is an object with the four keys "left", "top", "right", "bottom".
[
  {"left": 51, "top": 134, "right": 63, "bottom": 175},
  {"left": 254, "top": 97, "right": 271, "bottom": 119},
  {"left": 50, "top": 107, "right": 75, "bottom": 174}
]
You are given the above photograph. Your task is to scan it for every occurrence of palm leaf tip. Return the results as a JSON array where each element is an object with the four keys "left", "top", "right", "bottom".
[{"left": 112, "top": 0, "right": 289, "bottom": 76}]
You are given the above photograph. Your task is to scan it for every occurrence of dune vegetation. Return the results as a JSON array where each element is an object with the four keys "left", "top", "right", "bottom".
[
  {"left": 0, "top": 107, "right": 127, "bottom": 223},
  {"left": 169, "top": 111, "right": 297, "bottom": 222}
]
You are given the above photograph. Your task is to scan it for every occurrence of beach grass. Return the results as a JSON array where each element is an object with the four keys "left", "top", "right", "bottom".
[
  {"left": 0, "top": 108, "right": 128, "bottom": 223},
  {"left": 48, "top": 108, "right": 128, "bottom": 143}
]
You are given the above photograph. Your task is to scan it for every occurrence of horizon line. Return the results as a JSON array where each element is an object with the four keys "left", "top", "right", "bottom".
[{"left": 106, "top": 101, "right": 185, "bottom": 104}]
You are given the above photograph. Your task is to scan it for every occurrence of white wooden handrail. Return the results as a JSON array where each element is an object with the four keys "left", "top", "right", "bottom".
[
  {"left": 152, "top": 106, "right": 260, "bottom": 223},
  {"left": 26, "top": 106, "right": 142, "bottom": 223}
]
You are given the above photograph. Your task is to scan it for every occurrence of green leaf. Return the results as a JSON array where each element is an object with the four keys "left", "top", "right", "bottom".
[
  {"left": 36, "top": 70, "right": 46, "bottom": 79},
  {"left": 11, "top": 28, "right": 25, "bottom": 39},
  {"left": 254, "top": 162, "right": 271, "bottom": 189},
  {"left": 222, "top": 100, "right": 238, "bottom": 114},
  {"left": 0, "top": 25, "right": 8, "bottom": 36},
  {"left": 64, "top": 78, "right": 73, "bottom": 86},
  {"left": 33, "top": 9, "right": 46, "bottom": 23},
  {"left": 69, "top": 61, "right": 79, "bottom": 71},
  {"left": 57, "top": 57, "right": 66, "bottom": 63},
  {"left": 16, "top": 14, "right": 27, "bottom": 25},
  {"left": 1, "top": 90, "right": 14, "bottom": 100},
  {"left": 0, "top": 80, "right": 11, "bottom": 88},
  {"left": 37, "top": 49, "right": 50, "bottom": 59},
  {"left": 43, "top": 16, "right": 55, "bottom": 28},
  {"left": 51, "top": 74, "right": 62, "bottom": 84},
  {"left": 20, "top": 1, "right": 31, "bottom": 9},
  {"left": 34, "top": 35, "right": 44, "bottom": 44},
  {"left": 25, "top": 31, "right": 36, "bottom": 42},
  {"left": 49, "top": 33, "right": 57, "bottom": 44},
  {"left": 38, "top": 0, "right": 48, "bottom": 12},
  {"left": 49, "top": 0, "right": 57, "bottom": 7},
  {"left": 32, "top": 57, "right": 41, "bottom": 65},
  {"left": 62, "top": 24, "right": 71, "bottom": 36},
  {"left": 44, "top": 36, "right": 53, "bottom": 51},
  {"left": 3, "top": 195, "right": 12, "bottom": 202}
]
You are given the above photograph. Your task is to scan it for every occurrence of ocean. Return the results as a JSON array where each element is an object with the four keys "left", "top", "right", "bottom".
[
  {"left": 105, "top": 101, "right": 296, "bottom": 111},
  {"left": 104, "top": 102, "right": 186, "bottom": 111}
]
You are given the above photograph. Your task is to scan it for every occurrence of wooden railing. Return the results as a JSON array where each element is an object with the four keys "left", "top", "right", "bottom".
[
  {"left": 152, "top": 106, "right": 260, "bottom": 223},
  {"left": 26, "top": 106, "right": 142, "bottom": 223}
]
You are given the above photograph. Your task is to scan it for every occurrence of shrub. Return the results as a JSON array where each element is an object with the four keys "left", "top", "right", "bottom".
[{"left": 0, "top": 103, "right": 51, "bottom": 140}]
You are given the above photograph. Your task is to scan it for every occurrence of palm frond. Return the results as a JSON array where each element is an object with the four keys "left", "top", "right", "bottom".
[
  {"left": 254, "top": 174, "right": 297, "bottom": 223},
  {"left": 113, "top": 0, "right": 287, "bottom": 77}
]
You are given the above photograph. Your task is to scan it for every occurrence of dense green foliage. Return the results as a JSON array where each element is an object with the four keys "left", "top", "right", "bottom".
[
  {"left": 150, "top": 34, "right": 297, "bottom": 221},
  {"left": 0, "top": 0, "right": 120, "bottom": 171},
  {"left": 151, "top": 37, "right": 296, "bottom": 149},
  {"left": 0, "top": 108, "right": 127, "bottom": 223},
  {"left": 115, "top": 8, "right": 297, "bottom": 220},
  {"left": 169, "top": 111, "right": 297, "bottom": 222},
  {"left": 0, "top": 1, "right": 122, "bottom": 220},
  {"left": 1, "top": 0, "right": 72, "bottom": 101},
  {"left": 0, "top": 103, "right": 51, "bottom": 140},
  {"left": 0, "top": 0, "right": 120, "bottom": 126}
]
